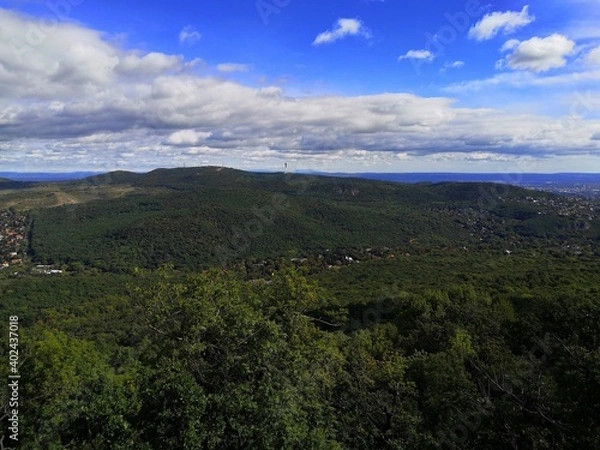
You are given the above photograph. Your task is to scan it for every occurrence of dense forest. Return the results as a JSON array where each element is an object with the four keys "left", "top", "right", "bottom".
[
  {"left": 24, "top": 167, "right": 600, "bottom": 272},
  {"left": 1, "top": 167, "right": 600, "bottom": 449}
]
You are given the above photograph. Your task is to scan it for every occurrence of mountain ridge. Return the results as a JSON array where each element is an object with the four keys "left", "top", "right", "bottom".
[{"left": 21, "top": 166, "right": 598, "bottom": 272}]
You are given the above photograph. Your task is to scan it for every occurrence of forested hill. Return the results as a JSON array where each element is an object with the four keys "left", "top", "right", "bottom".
[
  {"left": 24, "top": 166, "right": 599, "bottom": 272},
  {"left": 3, "top": 167, "right": 600, "bottom": 449},
  {"left": 78, "top": 166, "right": 551, "bottom": 197}
]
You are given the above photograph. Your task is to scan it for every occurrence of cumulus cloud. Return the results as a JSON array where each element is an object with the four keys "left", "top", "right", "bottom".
[
  {"left": 398, "top": 50, "right": 435, "bottom": 61},
  {"left": 0, "top": 9, "right": 190, "bottom": 100},
  {"left": 217, "top": 63, "right": 250, "bottom": 73},
  {"left": 0, "top": 10, "right": 119, "bottom": 98},
  {"left": 179, "top": 26, "right": 201, "bottom": 44},
  {"left": 312, "top": 18, "right": 371, "bottom": 45},
  {"left": 587, "top": 46, "right": 600, "bottom": 66},
  {"left": 0, "top": 7, "right": 599, "bottom": 172},
  {"left": 469, "top": 6, "right": 535, "bottom": 41},
  {"left": 499, "top": 34, "right": 575, "bottom": 72}
]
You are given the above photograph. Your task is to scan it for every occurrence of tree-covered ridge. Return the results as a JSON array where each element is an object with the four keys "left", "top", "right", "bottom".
[{"left": 25, "top": 168, "right": 600, "bottom": 272}]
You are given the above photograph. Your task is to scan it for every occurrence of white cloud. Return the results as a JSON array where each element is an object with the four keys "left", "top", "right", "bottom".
[
  {"left": 179, "top": 26, "right": 201, "bottom": 44},
  {"left": 398, "top": 50, "right": 435, "bottom": 61},
  {"left": 0, "top": 10, "right": 188, "bottom": 101},
  {"left": 0, "top": 7, "right": 599, "bottom": 173},
  {"left": 166, "top": 130, "right": 212, "bottom": 146},
  {"left": 0, "top": 9, "right": 119, "bottom": 98},
  {"left": 117, "top": 52, "right": 183, "bottom": 76},
  {"left": 217, "top": 63, "right": 250, "bottom": 73},
  {"left": 312, "top": 18, "right": 371, "bottom": 45},
  {"left": 501, "top": 39, "right": 520, "bottom": 52},
  {"left": 469, "top": 6, "right": 535, "bottom": 41},
  {"left": 587, "top": 47, "right": 600, "bottom": 66},
  {"left": 440, "top": 61, "right": 465, "bottom": 72},
  {"left": 445, "top": 69, "right": 600, "bottom": 93},
  {"left": 499, "top": 34, "right": 575, "bottom": 72}
]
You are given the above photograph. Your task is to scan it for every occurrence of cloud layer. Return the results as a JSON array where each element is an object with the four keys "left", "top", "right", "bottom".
[{"left": 0, "top": 8, "right": 599, "bottom": 172}]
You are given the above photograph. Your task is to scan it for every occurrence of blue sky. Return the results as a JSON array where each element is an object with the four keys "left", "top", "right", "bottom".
[{"left": 0, "top": 0, "right": 599, "bottom": 172}]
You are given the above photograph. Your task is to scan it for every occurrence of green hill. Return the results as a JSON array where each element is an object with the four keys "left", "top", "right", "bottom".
[{"left": 24, "top": 167, "right": 599, "bottom": 272}]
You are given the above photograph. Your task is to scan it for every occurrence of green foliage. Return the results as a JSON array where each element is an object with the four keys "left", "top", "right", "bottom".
[
  {"left": 133, "top": 266, "right": 343, "bottom": 449},
  {"left": 26, "top": 168, "right": 598, "bottom": 272},
  {"left": 4, "top": 168, "right": 600, "bottom": 448},
  {"left": 18, "top": 328, "right": 142, "bottom": 449}
]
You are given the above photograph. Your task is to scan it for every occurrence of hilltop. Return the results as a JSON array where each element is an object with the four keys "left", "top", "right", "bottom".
[{"left": 14, "top": 166, "right": 597, "bottom": 272}]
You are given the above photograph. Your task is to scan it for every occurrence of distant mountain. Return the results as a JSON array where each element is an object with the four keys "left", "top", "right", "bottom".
[
  {"left": 22, "top": 166, "right": 599, "bottom": 272},
  {"left": 81, "top": 166, "right": 251, "bottom": 188},
  {"left": 0, "top": 172, "right": 103, "bottom": 182},
  {"left": 4, "top": 169, "right": 599, "bottom": 184},
  {"left": 304, "top": 172, "right": 600, "bottom": 184},
  {"left": 0, "top": 177, "right": 31, "bottom": 189}
]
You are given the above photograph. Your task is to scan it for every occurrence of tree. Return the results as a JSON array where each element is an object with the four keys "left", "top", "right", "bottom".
[
  {"left": 19, "top": 328, "right": 141, "bottom": 449},
  {"left": 133, "top": 265, "right": 343, "bottom": 449}
]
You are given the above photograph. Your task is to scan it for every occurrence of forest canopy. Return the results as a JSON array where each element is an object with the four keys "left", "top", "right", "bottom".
[{"left": 1, "top": 168, "right": 599, "bottom": 449}]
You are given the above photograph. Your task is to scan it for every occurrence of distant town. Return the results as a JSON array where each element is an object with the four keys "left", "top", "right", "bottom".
[
  {"left": 519, "top": 182, "right": 600, "bottom": 199},
  {"left": 0, "top": 210, "right": 64, "bottom": 275},
  {"left": 0, "top": 209, "right": 26, "bottom": 269}
]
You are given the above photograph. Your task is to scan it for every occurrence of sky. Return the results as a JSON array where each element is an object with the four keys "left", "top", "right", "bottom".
[{"left": 0, "top": 0, "right": 599, "bottom": 173}]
